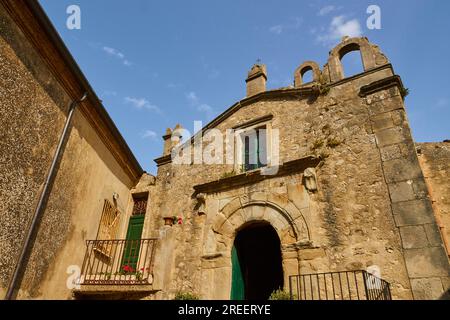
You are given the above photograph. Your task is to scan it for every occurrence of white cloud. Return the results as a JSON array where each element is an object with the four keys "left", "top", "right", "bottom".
[
  {"left": 201, "top": 57, "right": 221, "bottom": 79},
  {"left": 208, "top": 68, "right": 220, "bottom": 79},
  {"left": 142, "top": 130, "right": 157, "bottom": 140},
  {"left": 318, "top": 5, "right": 336, "bottom": 16},
  {"left": 124, "top": 97, "right": 161, "bottom": 113},
  {"left": 186, "top": 92, "right": 199, "bottom": 105},
  {"left": 197, "top": 104, "right": 215, "bottom": 120},
  {"left": 269, "top": 25, "right": 283, "bottom": 35},
  {"left": 197, "top": 104, "right": 213, "bottom": 113},
  {"left": 185, "top": 92, "right": 215, "bottom": 119},
  {"left": 103, "top": 46, "right": 132, "bottom": 67},
  {"left": 316, "top": 15, "right": 362, "bottom": 46},
  {"left": 269, "top": 17, "right": 303, "bottom": 35},
  {"left": 103, "top": 46, "right": 123, "bottom": 58}
]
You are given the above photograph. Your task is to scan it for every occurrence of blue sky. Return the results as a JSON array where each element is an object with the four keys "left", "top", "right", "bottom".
[{"left": 39, "top": 0, "right": 450, "bottom": 174}]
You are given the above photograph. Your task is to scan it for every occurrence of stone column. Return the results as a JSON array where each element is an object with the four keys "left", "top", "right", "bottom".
[{"left": 366, "top": 86, "right": 450, "bottom": 299}]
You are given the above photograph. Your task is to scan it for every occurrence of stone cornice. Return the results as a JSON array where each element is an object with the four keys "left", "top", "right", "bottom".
[
  {"left": 154, "top": 155, "right": 172, "bottom": 167},
  {"left": 193, "top": 156, "right": 321, "bottom": 194},
  {"left": 232, "top": 114, "right": 273, "bottom": 130},
  {"left": 359, "top": 75, "right": 405, "bottom": 98},
  {"left": 1, "top": 0, "right": 143, "bottom": 182}
]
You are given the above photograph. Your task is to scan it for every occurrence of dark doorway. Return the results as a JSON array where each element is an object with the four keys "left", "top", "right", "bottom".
[{"left": 231, "top": 222, "right": 284, "bottom": 300}]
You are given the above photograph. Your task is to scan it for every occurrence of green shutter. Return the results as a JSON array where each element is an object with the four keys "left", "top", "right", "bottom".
[
  {"left": 230, "top": 245, "right": 245, "bottom": 300},
  {"left": 256, "top": 130, "right": 261, "bottom": 168},
  {"left": 121, "top": 215, "right": 145, "bottom": 270}
]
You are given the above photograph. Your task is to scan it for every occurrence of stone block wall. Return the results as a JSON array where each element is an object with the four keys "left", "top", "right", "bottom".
[
  {"left": 364, "top": 89, "right": 450, "bottom": 299},
  {"left": 147, "top": 37, "right": 450, "bottom": 300},
  {"left": 148, "top": 70, "right": 416, "bottom": 299}
]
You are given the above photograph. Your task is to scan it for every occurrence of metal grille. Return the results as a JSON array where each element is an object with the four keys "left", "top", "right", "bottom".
[
  {"left": 79, "top": 238, "right": 157, "bottom": 285},
  {"left": 95, "top": 200, "right": 121, "bottom": 257},
  {"left": 289, "top": 270, "right": 392, "bottom": 300},
  {"left": 132, "top": 198, "right": 148, "bottom": 216}
]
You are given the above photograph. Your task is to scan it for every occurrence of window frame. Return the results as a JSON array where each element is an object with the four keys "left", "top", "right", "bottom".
[{"left": 234, "top": 120, "right": 273, "bottom": 173}]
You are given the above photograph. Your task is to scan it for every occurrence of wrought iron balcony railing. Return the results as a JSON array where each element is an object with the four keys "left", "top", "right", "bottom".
[
  {"left": 289, "top": 270, "right": 392, "bottom": 300},
  {"left": 79, "top": 238, "right": 157, "bottom": 285}
]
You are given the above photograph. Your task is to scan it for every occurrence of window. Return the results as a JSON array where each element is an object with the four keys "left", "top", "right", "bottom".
[
  {"left": 238, "top": 125, "right": 268, "bottom": 172},
  {"left": 340, "top": 49, "right": 364, "bottom": 78},
  {"left": 301, "top": 69, "right": 314, "bottom": 84},
  {"left": 132, "top": 197, "right": 148, "bottom": 216},
  {"left": 96, "top": 199, "right": 121, "bottom": 241},
  {"left": 94, "top": 199, "right": 121, "bottom": 257}
]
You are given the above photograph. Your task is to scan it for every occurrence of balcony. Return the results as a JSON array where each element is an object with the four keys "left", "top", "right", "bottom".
[
  {"left": 288, "top": 270, "right": 392, "bottom": 300},
  {"left": 79, "top": 239, "right": 157, "bottom": 287}
]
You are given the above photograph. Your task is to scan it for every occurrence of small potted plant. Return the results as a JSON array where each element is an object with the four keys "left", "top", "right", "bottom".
[
  {"left": 163, "top": 216, "right": 183, "bottom": 226},
  {"left": 163, "top": 216, "right": 174, "bottom": 226}
]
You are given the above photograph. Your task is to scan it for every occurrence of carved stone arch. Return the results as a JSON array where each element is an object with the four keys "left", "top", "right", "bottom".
[
  {"left": 328, "top": 37, "right": 377, "bottom": 82},
  {"left": 294, "top": 61, "right": 321, "bottom": 87},
  {"left": 213, "top": 196, "right": 310, "bottom": 245}
]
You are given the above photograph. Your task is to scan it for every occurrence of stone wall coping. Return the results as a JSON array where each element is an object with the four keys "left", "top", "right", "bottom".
[
  {"left": 359, "top": 75, "right": 405, "bottom": 98},
  {"left": 193, "top": 156, "right": 321, "bottom": 194}
]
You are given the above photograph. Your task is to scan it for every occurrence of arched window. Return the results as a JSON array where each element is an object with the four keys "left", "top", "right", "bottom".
[
  {"left": 339, "top": 47, "right": 364, "bottom": 78},
  {"left": 301, "top": 69, "right": 314, "bottom": 84},
  {"left": 294, "top": 61, "right": 320, "bottom": 87},
  {"left": 327, "top": 38, "right": 380, "bottom": 82}
]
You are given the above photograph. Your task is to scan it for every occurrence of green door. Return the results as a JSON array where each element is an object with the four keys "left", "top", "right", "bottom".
[
  {"left": 230, "top": 245, "right": 245, "bottom": 300},
  {"left": 121, "top": 215, "right": 145, "bottom": 271}
]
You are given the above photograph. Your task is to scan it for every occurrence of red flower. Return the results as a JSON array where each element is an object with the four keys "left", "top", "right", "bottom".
[
  {"left": 122, "top": 265, "right": 134, "bottom": 272},
  {"left": 178, "top": 217, "right": 183, "bottom": 225}
]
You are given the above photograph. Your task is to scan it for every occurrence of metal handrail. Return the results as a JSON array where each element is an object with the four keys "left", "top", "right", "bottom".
[
  {"left": 289, "top": 270, "right": 392, "bottom": 300},
  {"left": 79, "top": 238, "right": 157, "bottom": 285}
]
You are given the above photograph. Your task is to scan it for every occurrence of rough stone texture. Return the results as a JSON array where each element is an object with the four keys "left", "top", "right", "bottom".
[
  {"left": 399, "top": 226, "right": 429, "bottom": 249},
  {"left": 246, "top": 64, "right": 267, "bottom": 97},
  {"left": 417, "top": 142, "right": 450, "bottom": 257},
  {"left": 0, "top": 6, "right": 67, "bottom": 294},
  {"left": 364, "top": 84, "right": 450, "bottom": 299},
  {"left": 2, "top": 5, "right": 449, "bottom": 301},
  {"left": 0, "top": 5, "right": 136, "bottom": 299},
  {"left": 410, "top": 278, "right": 447, "bottom": 300},
  {"left": 143, "top": 44, "right": 416, "bottom": 299}
]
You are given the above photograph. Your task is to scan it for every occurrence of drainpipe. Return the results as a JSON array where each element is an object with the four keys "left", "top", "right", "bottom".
[{"left": 5, "top": 92, "right": 88, "bottom": 300}]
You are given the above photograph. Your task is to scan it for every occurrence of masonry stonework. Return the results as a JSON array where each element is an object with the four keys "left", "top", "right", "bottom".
[{"left": 1, "top": 1, "right": 449, "bottom": 300}]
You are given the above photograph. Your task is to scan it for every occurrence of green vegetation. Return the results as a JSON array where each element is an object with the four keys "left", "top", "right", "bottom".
[
  {"left": 174, "top": 292, "right": 200, "bottom": 300},
  {"left": 268, "top": 289, "right": 292, "bottom": 300},
  {"left": 400, "top": 87, "right": 409, "bottom": 99},
  {"left": 221, "top": 170, "right": 237, "bottom": 179}
]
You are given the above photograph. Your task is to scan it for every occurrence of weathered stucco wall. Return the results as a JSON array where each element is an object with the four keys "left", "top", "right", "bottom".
[
  {"left": 0, "top": 5, "right": 136, "bottom": 299},
  {"left": 0, "top": 5, "right": 67, "bottom": 297},
  {"left": 27, "top": 108, "right": 136, "bottom": 300}
]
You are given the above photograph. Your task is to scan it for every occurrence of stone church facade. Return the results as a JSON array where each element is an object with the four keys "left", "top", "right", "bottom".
[{"left": 0, "top": 1, "right": 449, "bottom": 300}]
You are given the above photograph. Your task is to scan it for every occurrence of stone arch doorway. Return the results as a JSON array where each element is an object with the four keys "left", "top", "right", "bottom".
[{"left": 230, "top": 221, "right": 283, "bottom": 300}]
